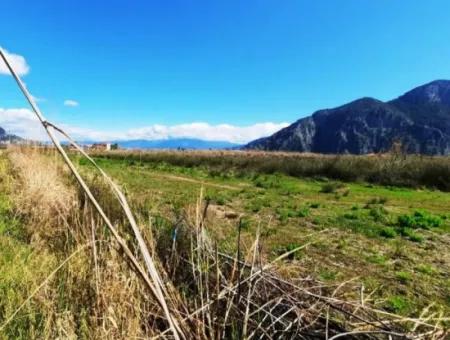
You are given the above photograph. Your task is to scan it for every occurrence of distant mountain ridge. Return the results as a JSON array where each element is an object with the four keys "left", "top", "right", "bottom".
[
  {"left": 0, "top": 127, "right": 22, "bottom": 142},
  {"left": 245, "top": 80, "right": 450, "bottom": 155},
  {"left": 115, "top": 138, "right": 241, "bottom": 150}
]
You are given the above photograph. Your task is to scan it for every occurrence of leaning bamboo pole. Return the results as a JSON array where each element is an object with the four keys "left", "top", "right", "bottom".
[{"left": 0, "top": 48, "right": 184, "bottom": 339}]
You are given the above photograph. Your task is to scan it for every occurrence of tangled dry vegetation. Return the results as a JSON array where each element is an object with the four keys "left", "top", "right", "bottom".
[{"left": 0, "top": 147, "right": 448, "bottom": 339}]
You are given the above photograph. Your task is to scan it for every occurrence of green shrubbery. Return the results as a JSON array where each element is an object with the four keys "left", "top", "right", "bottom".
[{"left": 397, "top": 211, "right": 443, "bottom": 230}]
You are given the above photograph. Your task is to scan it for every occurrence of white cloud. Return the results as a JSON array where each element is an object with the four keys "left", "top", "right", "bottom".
[
  {"left": 0, "top": 107, "right": 288, "bottom": 144},
  {"left": 125, "top": 122, "right": 289, "bottom": 144},
  {"left": 64, "top": 99, "right": 79, "bottom": 107},
  {"left": 0, "top": 47, "right": 30, "bottom": 76},
  {"left": 0, "top": 108, "right": 45, "bottom": 140}
]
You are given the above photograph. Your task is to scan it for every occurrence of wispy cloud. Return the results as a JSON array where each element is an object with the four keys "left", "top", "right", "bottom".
[
  {"left": 0, "top": 47, "right": 30, "bottom": 76},
  {"left": 64, "top": 99, "right": 79, "bottom": 107},
  {"left": 0, "top": 107, "right": 288, "bottom": 143}
]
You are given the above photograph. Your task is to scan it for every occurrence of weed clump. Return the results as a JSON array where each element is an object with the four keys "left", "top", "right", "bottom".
[
  {"left": 397, "top": 210, "right": 443, "bottom": 230},
  {"left": 380, "top": 227, "right": 397, "bottom": 238},
  {"left": 367, "top": 197, "right": 388, "bottom": 205},
  {"left": 320, "top": 182, "right": 345, "bottom": 193},
  {"left": 369, "top": 206, "right": 388, "bottom": 222},
  {"left": 395, "top": 271, "right": 412, "bottom": 283},
  {"left": 386, "top": 296, "right": 411, "bottom": 314}
]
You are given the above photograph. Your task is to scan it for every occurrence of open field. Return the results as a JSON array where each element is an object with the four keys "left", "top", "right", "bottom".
[
  {"left": 1, "top": 148, "right": 449, "bottom": 338},
  {"left": 77, "top": 151, "right": 450, "bottom": 317}
]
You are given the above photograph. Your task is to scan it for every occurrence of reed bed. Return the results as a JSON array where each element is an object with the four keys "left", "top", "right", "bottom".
[
  {"left": 91, "top": 149, "right": 450, "bottom": 191},
  {"left": 0, "top": 147, "right": 447, "bottom": 339}
]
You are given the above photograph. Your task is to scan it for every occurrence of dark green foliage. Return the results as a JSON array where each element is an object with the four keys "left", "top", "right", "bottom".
[
  {"left": 320, "top": 182, "right": 345, "bottom": 193},
  {"left": 397, "top": 210, "right": 443, "bottom": 230},
  {"left": 297, "top": 207, "right": 310, "bottom": 218},
  {"left": 380, "top": 227, "right": 397, "bottom": 238}
]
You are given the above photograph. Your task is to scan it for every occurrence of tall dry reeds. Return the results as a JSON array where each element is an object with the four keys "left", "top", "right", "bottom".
[{"left": 3, "top": 148, "right": 182, "bottom": 338}]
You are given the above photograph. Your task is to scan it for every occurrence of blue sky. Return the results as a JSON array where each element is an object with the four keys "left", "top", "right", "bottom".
[{"left": 1, "top": 0, "right": 450, "bottom": 142}]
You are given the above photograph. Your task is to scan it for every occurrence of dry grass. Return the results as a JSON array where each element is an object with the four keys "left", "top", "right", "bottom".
[
  {"left": 3, "top": 148, "right": 172, "bottom": 338},
  {"left": 9, "top": 149, "right": 78, "bottom": 244}
]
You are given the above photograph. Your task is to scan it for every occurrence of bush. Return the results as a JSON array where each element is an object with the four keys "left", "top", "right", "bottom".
[
  {"left": 380, "top": 227, "right": 397, "bottom": 238},
  {"left": 297, "top": 207, "right": 310, "bottom": 218},
  {"left": 320, "top": 182, "right": 345, "bottom": 193},
  {"left": 398, "top": 210, "right": 443, "bottom": 230},
  {"left": 369, "top": 206, "right": 388, "bottom": 222}
]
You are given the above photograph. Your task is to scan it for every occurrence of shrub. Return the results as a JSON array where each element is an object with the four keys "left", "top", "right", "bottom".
[
  {"left": 369, "top": 206, "right": 388, "bottom": 222},
  {"left": 320, "top": 182, "right": 345, "bottom": 194},
  {"left": 380, "top": 227, "right": 397, "bottom": 238},
  {"left": 297, "top": 207, "right": 310, "bottom": 218},
  {"left": 398, "top": 210, "right": 443, "bottom": 230}
]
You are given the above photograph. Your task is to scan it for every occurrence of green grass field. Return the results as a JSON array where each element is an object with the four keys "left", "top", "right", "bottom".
[{"left": 76, "top": 154, "right": 450, "bottom": 317}]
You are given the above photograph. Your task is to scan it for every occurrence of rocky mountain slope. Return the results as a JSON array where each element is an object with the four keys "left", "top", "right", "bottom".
[{"left": 245, "top": 80, "right": 450, "bottom": 155}]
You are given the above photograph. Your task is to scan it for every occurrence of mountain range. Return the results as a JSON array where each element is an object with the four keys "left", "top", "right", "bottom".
[
  {"left": 115, "top": 138, "right": 240, "bottom": 150},
  {"left": 245, "top": 80, "right": 450, "bottom": 155},
  {"left": 0, "top": 127, "right": 21, "bottom": 143}
]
